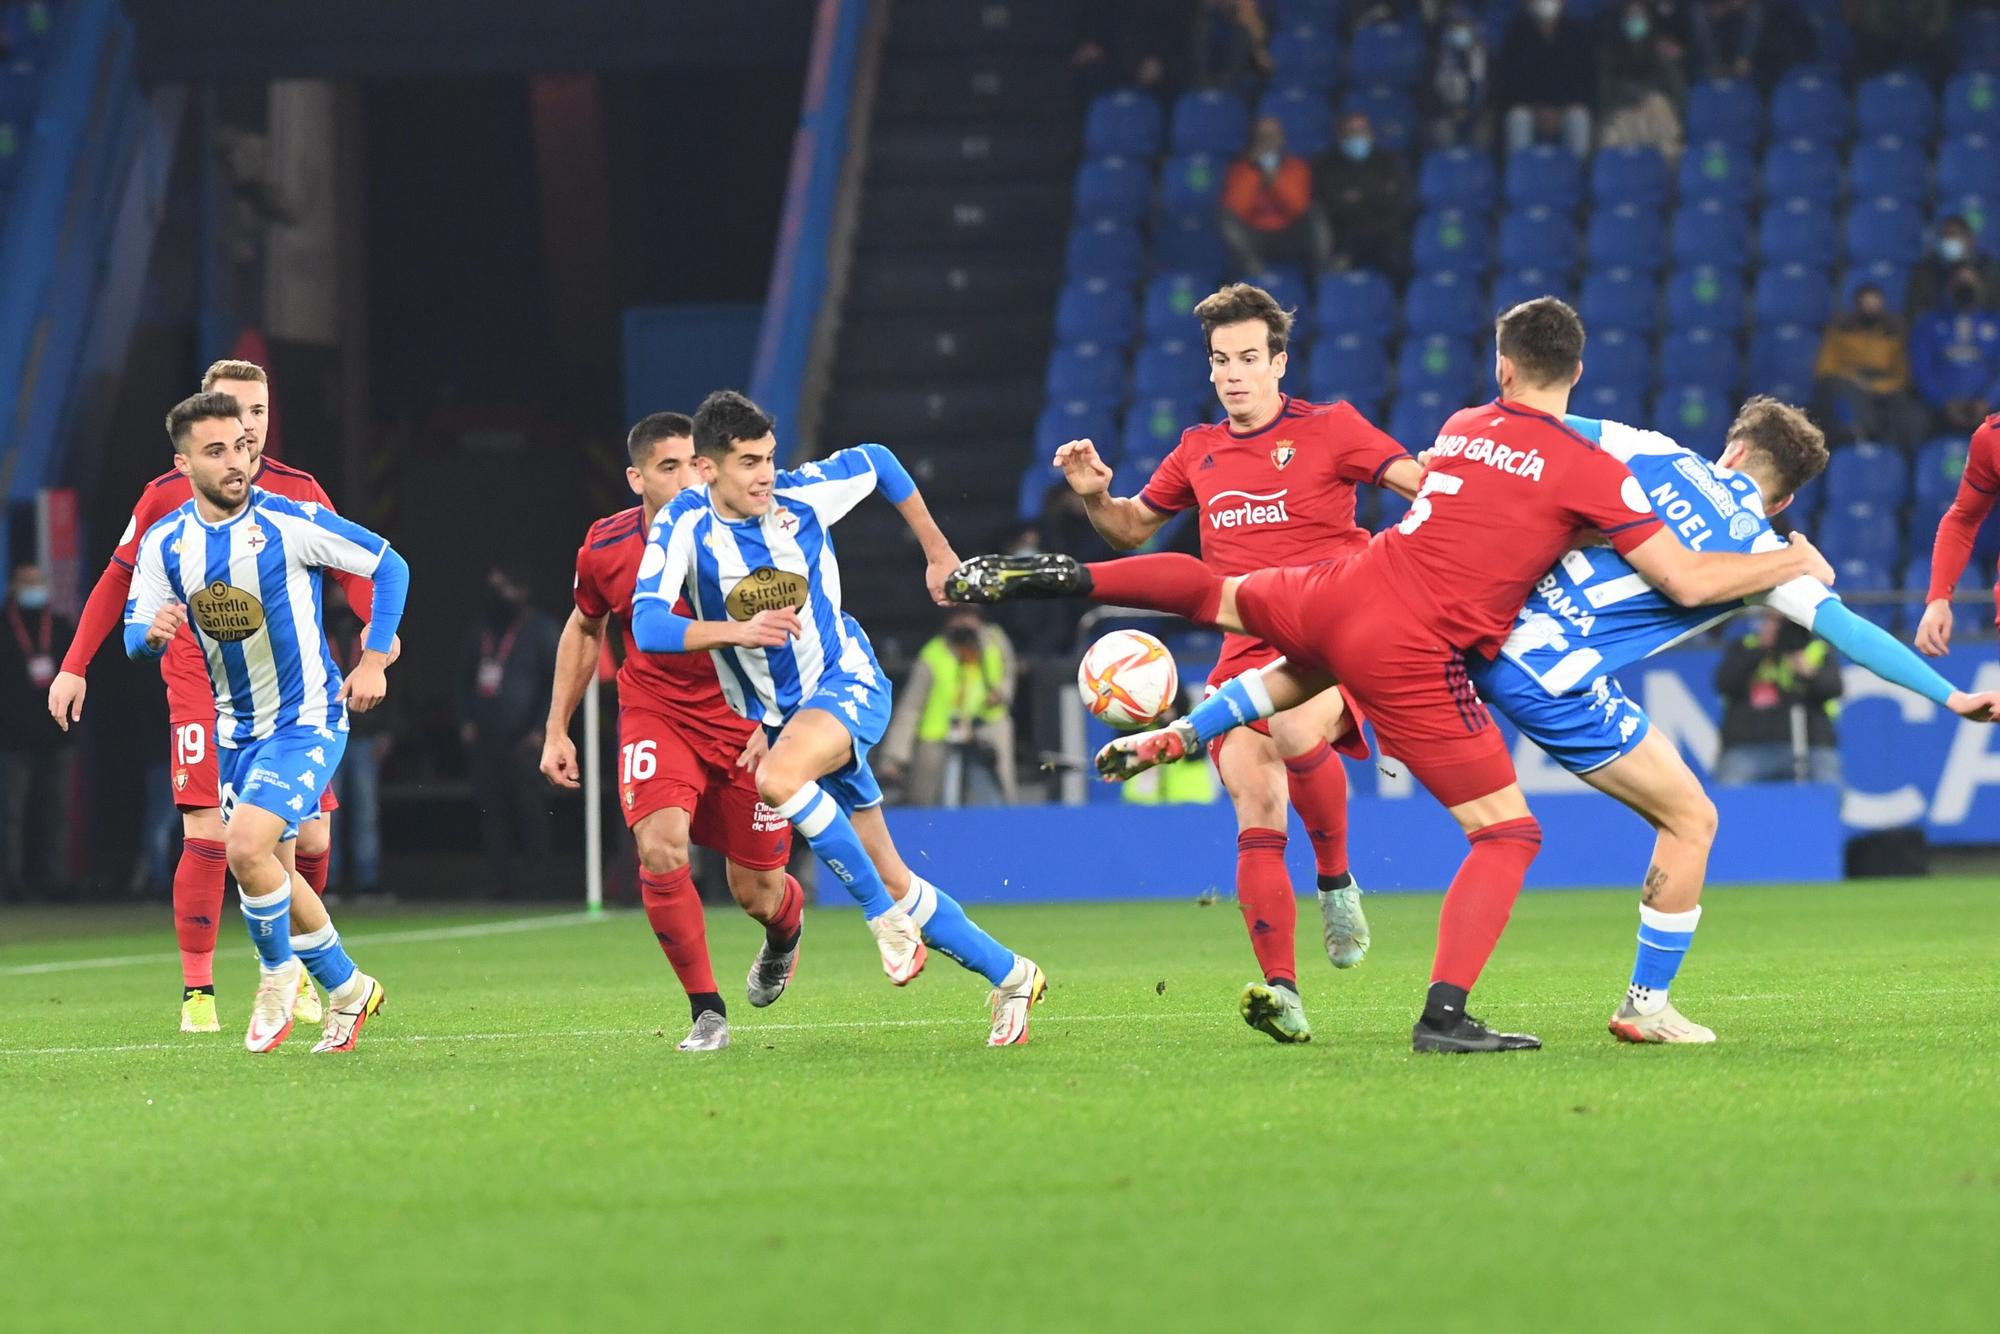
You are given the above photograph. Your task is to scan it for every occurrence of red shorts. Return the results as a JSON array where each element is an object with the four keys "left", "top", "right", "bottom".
[
  {"left": 1233, "top": 561, "right": 1517, "bottom": 808},
  {"left": 168, "top": 718, "right": 339, "bottom": 815},
  {"left": 1202, "top": 632, "right": 1373, "bottom": 768},
  {"left": 618, "top": 707, "right": 791, "bottom": 872}
]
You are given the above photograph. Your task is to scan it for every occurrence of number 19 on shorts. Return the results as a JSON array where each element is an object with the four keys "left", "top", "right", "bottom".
[{"left": 175, "top": 722, "right": 207, "bottom": 767}]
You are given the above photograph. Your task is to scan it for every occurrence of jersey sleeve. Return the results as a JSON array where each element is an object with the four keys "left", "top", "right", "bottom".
[
  {"left": 110, "top": 480, "right": 176, "bottom": 570},
  {"left": 572, "top": 544, "right": 612, "bottom": 620},
  {"left": 301, "top": 476, "right": 377, "bottom": 623},
  {"left": 1570, "top": 453, "right": 1663, "bottom": 554},
  {"left": 1744, "top": 529, "right": 1838, "bottom": 625},
  {"left": 1323, "top": 402, "right": 1411, "bottom": 486},
  {"left": 632, "top": 514, "right": 698, "bottom": 610},
  {"left": 1137, "top": 432, "right": 1198, "bottom": 514},
  {"left": 775, "top": 443, "right": 908, "bottom": 525},
  {"left": 268, "top": 501, "right": 391, "bottom": 578},
  {"left": 121, "top": 524, "right": 177, "bottom": 658},
  {"left": 1926, "top": 423, "right": 2000, "bottom": 604}
]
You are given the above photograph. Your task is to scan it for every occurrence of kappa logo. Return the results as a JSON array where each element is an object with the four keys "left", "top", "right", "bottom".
[
  {"left": 1270, "top": 442, "right": 1296, "bottom": 470},
  {"left": 1618, "top": 714, "right": 1642, "bottom": 743},
  {"left": 838, "top": 699, "right": 860, "bottom": 723},
  {"left": 307, "top": 746, "right": 327, "bottom": 766},
  {"left": 287, "top": 795, "right": 305, "bottom": 812},
  {"left": 297, "top": 769, "right": 317, "bottom": 788}
]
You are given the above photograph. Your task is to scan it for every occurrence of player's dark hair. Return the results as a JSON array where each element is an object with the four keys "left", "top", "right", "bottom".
[
  {"left": 627, "top": 411, "right": 694, "bottom": 465},
  {"left": 1192, "top": 282, "right": 1292, "bottom": 356},
  {"left": 1728, "top": 396, "right": 1828, "bottom": 501},
  {"left": 1494, "top": 297, "right": 1585, "bottom": 388},
  {"left": 164, "top": 392, "right": 242, "bottom": 452},
  {"left": 691, "top": 390, "right": 776, "bottom": 461}
]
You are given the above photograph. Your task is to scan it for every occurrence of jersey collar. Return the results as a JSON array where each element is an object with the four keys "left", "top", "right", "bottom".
[{"left": 1225, "top": 394, "right": 1295, "bottom": 440}]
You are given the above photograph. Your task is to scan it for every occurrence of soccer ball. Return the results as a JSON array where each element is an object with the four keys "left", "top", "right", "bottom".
[{"left": 1076, "top": 629, "right": 1179, "bottom": 729}]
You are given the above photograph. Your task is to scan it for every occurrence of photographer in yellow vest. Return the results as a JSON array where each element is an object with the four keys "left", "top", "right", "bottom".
[{"left": 880, "top": 609, "right": 1018, "bottom": 806}]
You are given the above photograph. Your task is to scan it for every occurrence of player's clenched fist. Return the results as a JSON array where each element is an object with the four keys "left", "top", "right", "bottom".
[
  {"left": 337, "top": 649, "right": 391, "bottom": 713},
  {"left": 732, "top": 607, "right": 802, "bottom": 648},
  {"left": 144, "top": 600, "right": 187, "bottom": 653},
  {"left": 1054, "top": 439, "right": 1113, "bottom": 498}
]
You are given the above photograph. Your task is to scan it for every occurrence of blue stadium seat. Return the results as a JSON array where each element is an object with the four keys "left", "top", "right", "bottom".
[
  {"left": 1584, "top": 326, "right": 1651, "bottom": 397},
  {"left": 1122, "top": 397, "right": 1201, "bottom": 466},
  {"left": 2, "top": 3, "right": 54, "bottom": 68},
  {"left": 1270, "top": 24, "right": 1341, "bottom": 91},
  {"left": 1685, "top": 79, "right": 1762, "bottom": 150},
  {"left": 1578, "top": 267, "right": 1658, "bottom": 335},
  {"left": 1825, "top": 505, "right": 1902, "bottom": 563},
  {"left": 1652, "top": 384, "right": 1732, "bottom": 448},
  {"left": 1677, "top": 140, "right": 1755, "bottom": 208},
  {"left": 1825, "top": 442, "right": 1911, "bottom": 508},
  {"left": 1169, "top": 90, "right": 1250, "bottom": 156},
  {"left": 1671, "top": 200, "right": 1751, "bottom": 270},
  {"left": 1504, "top": 144, "right": 1583, "bottom": 212},
  {"left": 1412, "top": 207, "right": 1491, "bottom": 278},
  {"left": 1490, "top": 266, "right": 1572, "bottom": 316},
  {"left": 1257, "top": 85, "right": 1334, "bottom": 157},
  {"left": 1033, "top": 400, "right": 1118, "bottom": 461},
  {"left": 1418, "top": 146, "right": 1496, "bottom": 211},
  {"left": 1914, "top": 435, "right": 1972, "bottom": 508},
  {"left": 1498, "top": 206, "right": 1577, "bottom": 274},
  {"left": 1848, "top": 135, "right": 1928, "bottom": 204},
  {"left": 1074, "top": 156, "right": 1150, "bottom": 224},
  {"left": 1389, "top": 387, "right": 1452, "bottom": 451},
  {"left": 1660, "top": 328, "right": 1738, "bottom": 398},
  {"left": 1133, "top": 338, "right": 1211, "bottom": 401},
  {"left": 1045, "top": 340, "right": 1127, "bottom": 406},
  {"left": 1770, "top": 67, "right": 1849, "bottom": 145},
  {"left": 1395, "top": 335, "right": 1475, "bottom": 399},
  {"left": 1309, "top": 334, "right": 1390, "bottom": 411},
  {"left": 1246, "top": 267, "right": 1312, "bottom": 332},
  {"left": 1665, "top": 264, "right": 1746, "bottom": 333},
  {"left": 1760, "top": 138, "right": 1841, "bottom": 208},
  {"left": 1856, "top": 72, "right": 1937, "bottom": 143},
  {"left": 1746, "top": 323, "right": 1818, "bottom": 402},
  {"left": 1757, "top": 196, "right": 1838, "bottom": 269},
  {"left": 1938, "top": 135, "right": 2000, "bottom": 204},
  {"left": 1160, "top": 153, "right": 1226, "bottom": 220},
  {"left": 1843, "top": 195, "right": 1925, "bottom": 266},
  {"left": 1142, "top": 271, "right": 1213, "bottom": 341},
  {"left": 1055, "top": 278, "right": 1137, "bottom": 344},
  {"left": 1403, "top": 270, "right": 1483, "bottom": 337},
  {"left": 1751, "top": 263, "right": 1833, "bottom": 329},
  {"left": 1347, "top": 19, "right": 1427, "bottom": 88},
  {"left": 1152, "top": 214, "right": 1228, "bottom": 274},
  {"left": 1315, "top": 268, "right": 1398, "bottom": 337},
  {"left": 1589, "top": 145, "right": 1669, "bottom": 210},
  {"left": 1067, "top": 219, "right": 1144, "bottom": 284},
  {"left": 1342, "top": 84, "right": 1415, "bottom": 152},
  {"left": 1585, "top": 203, "right": 1665, "bottom": 273},
  {"left": 1943, "top": 72, "right": 2000, "bottom": 138},
  {"left": 1831, "top": 556, "right": 1899, "bottom": 631},
  {"left": 1272, "top": 0, "right": 1343, "bottom": 27},
  {"left": 1573, "top": 381, "right": 1647, "bottom": 428},
  {"left": 1084, "top": 90, "right": 1166, "bottom": 159},
  {"left": 1840, "top": 261, "right": 1912, "bottom": 315}
]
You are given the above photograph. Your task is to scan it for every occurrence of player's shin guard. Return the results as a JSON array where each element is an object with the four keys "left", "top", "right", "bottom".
[
  {"left": 1429, "top": 817, "right": 1541, "bottom": 997},
  {"left": 1628, "top": 904, "right": 1701, "bottom": 1015},
  {"left": 173, "top": 838, "right": 229, "bottom": 989},
  {"left": 771, "top": 783, "right": 896, "bottom": 918},
  {"left": 294, "top": 848, "right": 329, "bottom": 897},
  {"left": 1283, "top": 744, "right": 1350, "bottom": 881},
  {"left": 1236, "top": 828, "right": 1298, "bottom": 987},
  {"left": 238, "top": 883, "right": 296, "bottom": 970},
  {"left": 290, "top": 922, "right": 358, "bottom": 995},
  {"left": 1082, "top": 554, "right": 1224, "bottom": 624},
  {"left": 897, "top": 874, "right": 1016, "bottom": 985},
  {"left": 640, "top": 866, "right": 722, "bottom": 1017}
]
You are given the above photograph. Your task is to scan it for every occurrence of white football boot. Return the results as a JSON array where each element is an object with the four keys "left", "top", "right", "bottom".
[
  {"left": 867, "top": 905, "right": 927, "bottom": 986},
  {"left": 1608, "top": 999, "right": 1716, "bottom": 1044},
  {"left": 987, "top": 956, "right": 1047, "bottom": 1046},
  {"left": 244, "top": 960, "right": 303, "bottom": 1053}
]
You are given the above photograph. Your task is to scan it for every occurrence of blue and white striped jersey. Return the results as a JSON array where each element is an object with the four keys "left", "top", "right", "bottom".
[
  {"left": 1494, "top": 417, "right": 1835, "bottom": 695},
  {"left": 632, "top": 444, "right": 911, "bottom": 726},
  {"left": 125, "top": 488, "right": 400, "bottom": 746}
]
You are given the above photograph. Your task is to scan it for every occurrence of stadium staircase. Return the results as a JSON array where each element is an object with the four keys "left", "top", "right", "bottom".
[{"left": 810, "top": 0, "right": 1080, "bottom": 661}]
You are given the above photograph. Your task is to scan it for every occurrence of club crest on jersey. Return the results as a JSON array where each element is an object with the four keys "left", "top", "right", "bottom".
[
  {"left": 772, "top": 505, "right": 798, "bottom": 534},
  {"left": 623, "top": 784, "right": 636, "bottom": 810},
  {"left": 1728, "top": 511, "right": 1758, "bottom": 541},
  {"left": 1270, "top": 443, "right": 1296, "bottom": 470},
  {"left": 188, "top": 580, "right": 266, "bottom": 642},
  {"left": 244, "top": 524, "right": 265, "bottom": 552},
  {"left": 725, "top": 566, "right": 810, "bottom": 620}
]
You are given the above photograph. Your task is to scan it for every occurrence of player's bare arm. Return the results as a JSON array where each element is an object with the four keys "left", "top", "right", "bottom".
[
  {"left": 885, "top": 481, "right": 961, "bottom": 606},
  {"left": 1380, "top": 456, "right": 1425, "bottom": 500},
  {"left": 1057, "top": 438, "right": 1169, "bottom": 551},
  {"left": 1623, "top": 528, "right": 1833, "bottom": 607},
  {"left": 540, "top": 607, "right": 609, "bottom": 788}
]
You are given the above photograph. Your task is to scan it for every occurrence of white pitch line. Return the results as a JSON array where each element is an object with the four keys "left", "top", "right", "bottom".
[{"left": 0, "top": 910, "right": 627, "bottom": 977}]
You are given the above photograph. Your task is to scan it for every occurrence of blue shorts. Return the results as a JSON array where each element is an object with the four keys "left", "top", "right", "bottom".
[
  {"left": 219, "top": 724, "right": 348, "bottom": 841},
  {"left": 764, "top": 666, "right": 892, "bottom": 815},
  {"left": 1469, "top": 655, "right": 1650, "bottom": 776}
]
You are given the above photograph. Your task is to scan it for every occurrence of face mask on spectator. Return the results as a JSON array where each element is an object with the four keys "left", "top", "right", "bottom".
[
  {"left": 1340, "top": 135, "right": 1371, "bottom": 161},
  {"left": 1530, "top": 0, "right": 1562, "bottom": 21},
  {"left": 1256, "top": 150, "right": 1281, "bottom": 172},
  {"left": 15, "top": 585, "right": 47, "bottom": 610},
  {"left": 1939, "top": 236, "right": 1970, "bottom": 264},
  {"left": 1447, "top": 23, "right": 1476, "bottom": 49},
  {"left": 1623, "top": 12, "right": 1649, "bottom": 40}
]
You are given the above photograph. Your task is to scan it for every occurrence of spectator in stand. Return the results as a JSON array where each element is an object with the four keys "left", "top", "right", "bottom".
[
  {"left": 879, "top": 609, "right": 1019, "bottom": 808},
  {"left": 1908, "top": 217, "right": 2000, "bottom": 322},
  {"left": 1848, "top": 0, "right": 1951, "bottom": 81},
  {"left": 1689, "top": 0, "right": 1760, "bottom": 82},
  {"left": 1072, "top": 0, "right": 1191, "bottom": 102},
  {"left": 1314, "top": 110, "right": 1413, "bottom": 277},
  {"left": 1191, "top": 0, "right": 1270, "bottom": 93},
  {"left": 1713, "top": 611, "right": 1843, "bottom": 785},
  {"left": 1814, "top": 282, "right": 1927, "bottom": 448},
  {"left": 1910, "top": 266, "right": 2000, "bottom": 436},
  {"left": 0, "top": 562, "right": 73, "bottom": 900},
  {"left": 1425, "top": 2, "right": 1491, "bottom": 149},
  {"left": 1495, "top": 0, "right": 1597, "bottom": 158},
  {"left": 459, "top": 563, "right": 560, "bottom": 895},
  {"left": 1596, "top": 0, "right": 1686, "bottom": 158},
  {"left": 1220, "top": 116, "right": 1332, "bottom": 275}
]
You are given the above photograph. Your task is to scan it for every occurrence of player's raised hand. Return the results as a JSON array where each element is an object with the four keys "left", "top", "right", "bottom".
[
  {"left": 145, "top": 600, "right": 187, "bottom": 653},
  {"left": 1946, "top": 689, "right": 2000, "bottom": 722},
  {"left": 735, "top": 607, "right": 803, "bottom": 648},
  {"left": 1915, "top": 599, "right": 1954, "bottom": 657},
  {"left": 1787, "top": 531, "right": 1836, "bottom": 587},
  {"left": 337, "top": 650, "right": 390, "bottom": 713},
  {"left": 540, "top": 730, "right": 582, "bottom": 788},
  {"left": 1054, "top": 439, "right": 1113, "bottom": 498},
  {"left": 47, "top": 671, "right": 86, "bottom": 731}
]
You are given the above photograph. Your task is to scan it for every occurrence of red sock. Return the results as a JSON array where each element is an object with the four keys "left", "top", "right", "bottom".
[
  {"left": 639, "top": 866, "right": 719, "bottom": 1003},
  {"left": 295, "top": 848, "right": 329, "bottom": 896},
  {"left": 763, "top": 874, "right": 804, "bottom": 948},
  {"left": 1283, "top": 743, "right": 1350, "bottom": 881},
  {"left": 173, "top": 838, "right": 229, "bottom": 989},
  {"left": 1430, "top": 817, "right": 1542, "bottom": 990},
  {"left": 1236, "top": 828, "right": 1297, "bottom": 986},
  {"left": 1084, "top": 553, "right": 1223, "bottom": 623}
]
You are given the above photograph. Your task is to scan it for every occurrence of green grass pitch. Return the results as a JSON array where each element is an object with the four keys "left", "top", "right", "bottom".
[{"left": 3, "top": 878, "right": 1996, "bottom": 1332}]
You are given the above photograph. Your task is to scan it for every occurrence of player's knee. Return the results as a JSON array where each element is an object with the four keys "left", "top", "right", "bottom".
[
  {"left": 1229, "top": 784, "right": 1288, "bottom": 831},
  {"left": 222, "top": 830, "right": 268, "bottom": 882},
  {"left": 754, "top": 758, "right": 803, "bottom": 810},
  {"left": 1677, "top": 790, "right": 1719, "bottom": 850},
  {"left": 635, "top": 827, "right": 689, "bottom": 876}
]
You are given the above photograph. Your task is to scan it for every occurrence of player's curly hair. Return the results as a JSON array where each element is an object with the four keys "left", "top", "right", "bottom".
[
  {"left": 1727, "top": 396, "right": 1827, "bottom": 501},
  {"left": 692, "top": 390, "right": 775, "bottom": 460},
  {"left": 164, "top": 392, "right": 242, "bottom": 451},
  {"left": 1192, "top": 283, "right": 1292, "bottom": 356},
  {"left": 626, "top": 411, "right": 694, "bottom": 465},
  {"left": 1495, "top": 297, "right": 1585, "bottom": 388},
  {"left": 200, "top": 359, "right": 266, "bottom": 390}
]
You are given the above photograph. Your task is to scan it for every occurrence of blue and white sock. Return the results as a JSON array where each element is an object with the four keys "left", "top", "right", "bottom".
[
  {"left": 1185, "top": 669, "right": 1276, "bottom": 746},
  {"left": 899, "top": 874, "right": 1018, "bottom": 986},
  {"left": 239, "top": 883, "right": 295, "bottom": 970},
  {"left": 772, "top": 782, "right": 896, "bottom": 919},
  {"left": 292, "top": 922, "right": 358, "bottom": 995},
  {"left": 1629, "top": 904, "right": 1701, "bottom": 1016}
]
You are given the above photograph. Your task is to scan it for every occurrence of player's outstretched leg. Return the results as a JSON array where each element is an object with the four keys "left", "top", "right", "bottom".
[
  {"left": 945, "top": 552, "right": 1092, "bottom": 603},
  {"left": 949, "top": 552, "right": 1229, "bottom": 629}
]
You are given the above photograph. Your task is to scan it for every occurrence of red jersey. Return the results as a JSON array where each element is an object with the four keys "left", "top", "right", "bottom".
[
  {"left": 63, "top": 457, "right": 375, "bottom": 719},
  {"left": 1138, "top": 395, "right": 1409, "bottom": 574},
  {"left": 1371, "top": 399, "right": 1664, "bottom": 657},
  {"left": 571, "top": 506, "right": 755, "bottom": 753},
  {"left": 1925, "top": 413, "right": 2000, "bottom": 624}
]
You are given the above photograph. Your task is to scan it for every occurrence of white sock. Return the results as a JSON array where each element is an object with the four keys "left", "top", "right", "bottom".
[
  {"left": 327, "top": 972, "right": 371, "bottom": 1007},
  {"left": 1626, "top": 983, "right": 1669, "bottom": 1016}
]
